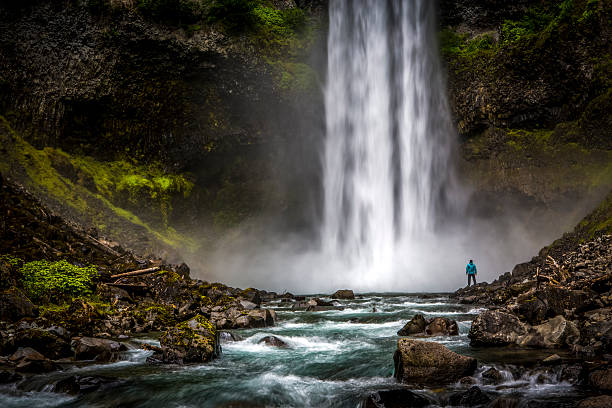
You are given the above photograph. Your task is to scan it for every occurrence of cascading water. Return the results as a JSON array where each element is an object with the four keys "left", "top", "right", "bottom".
[{"left": 322, "top": 0, "right": 456, "bottom": 287}]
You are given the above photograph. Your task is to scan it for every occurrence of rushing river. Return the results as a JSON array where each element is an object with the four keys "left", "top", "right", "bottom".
[{"left": 0, "top": 294, "right": 585, "bottom": 407}]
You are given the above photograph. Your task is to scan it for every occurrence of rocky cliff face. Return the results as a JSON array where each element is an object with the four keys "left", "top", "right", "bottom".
[
  {"left": 0, "top": 0, "right": 610, "bottom": 262},
  {"left": 0, "top": 0, "right": 324, "bottom": 258},
  {"left": 440, "top": 0, "right": 612, "bottom": 216}
]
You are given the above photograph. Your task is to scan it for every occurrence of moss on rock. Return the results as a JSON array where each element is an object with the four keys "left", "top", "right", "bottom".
[{"left": 160, "top": 314, "right": 220, "bottom": 363}]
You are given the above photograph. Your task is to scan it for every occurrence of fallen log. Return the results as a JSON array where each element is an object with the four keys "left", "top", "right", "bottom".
[{"left": 110, "top": 266, "right": 160, "bottom": 280}]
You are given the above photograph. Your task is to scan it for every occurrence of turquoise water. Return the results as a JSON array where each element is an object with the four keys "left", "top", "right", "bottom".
[{"left": 0, "top": 294, "right": 581, "bottom": 407}]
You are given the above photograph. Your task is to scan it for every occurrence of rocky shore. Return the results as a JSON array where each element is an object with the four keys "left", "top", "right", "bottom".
[
  {"left": 0, "top": 174, "right": 286, "bottom": 381},
  {"left": 446, "top": 232, "right": 612, "bottom": 406}
]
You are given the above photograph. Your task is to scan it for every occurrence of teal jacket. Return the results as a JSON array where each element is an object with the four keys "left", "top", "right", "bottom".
[{"left": 466, "top": 263, "right": 477, "bottom": 275}]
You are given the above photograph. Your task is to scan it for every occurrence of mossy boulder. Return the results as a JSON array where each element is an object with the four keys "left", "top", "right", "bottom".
[
  {"left": 393, "top": 339, "right": 477, "bottom": 386},
  {"left": 159, "top": 315, "right": 220, "bottom": 364}
]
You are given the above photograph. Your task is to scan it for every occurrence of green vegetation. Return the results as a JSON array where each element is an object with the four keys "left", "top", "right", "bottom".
[
  {"left": 0, "top": 254, "right": 23, "bottom": 268},
  {"left": 20, "top": 260, "right": 98, "bottom": 303},
  {"left": 0, "top": 116, "right": 197, "bottom": 251}
]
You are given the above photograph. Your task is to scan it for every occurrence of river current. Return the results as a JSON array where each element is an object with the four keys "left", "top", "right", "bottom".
[{"left": 0, "top": 294, "right": 584, "bottom": 407}]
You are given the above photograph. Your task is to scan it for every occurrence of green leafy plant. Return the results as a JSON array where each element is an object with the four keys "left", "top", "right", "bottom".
[{"left": 20, "top": 260, "right": 98, "bottom": 303}]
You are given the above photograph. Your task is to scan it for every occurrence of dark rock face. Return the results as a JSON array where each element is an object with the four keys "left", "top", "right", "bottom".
[
  {"left": 362, "top": 388, "right": 431, "bottom": 408},
  {"left": 9, "top": 347, "right": 56, "bottom": 373},
  {"left": 0, "top": 287, "right": 38, "bottom": 322},
  {"left": 73, "top": 337, "right": 127, "bottom": 362},
  {"left": 13, "top": 325, "right": 71, "bottom": 360},
  {"left": 393, "top": 339, "right": 477, "bottom": 386},
  {"left": 331, "top": 289, "right": 355, "bottom": 299},
  {"left": 258, "top": 336, "right": 289, "bottom": 348},
  {"left": 448, "top": 386, "right": 491, "bottom": 407},
  {"left": 159, "top": 315, "right": 220, "bottom": 364}
]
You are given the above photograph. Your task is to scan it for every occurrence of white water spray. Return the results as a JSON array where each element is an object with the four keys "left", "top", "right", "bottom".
[{"left": 322, "top": 0, "right": 456, "bottom": 287}]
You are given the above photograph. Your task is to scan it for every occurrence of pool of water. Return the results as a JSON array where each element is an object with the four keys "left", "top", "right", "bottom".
[{"left": 0, "top": 294, "right": 585, "bottom": 407}]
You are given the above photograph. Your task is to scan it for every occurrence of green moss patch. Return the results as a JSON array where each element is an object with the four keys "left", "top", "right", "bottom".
[{"left": 20, "top": 260, "right": 98, "bottom": 303}]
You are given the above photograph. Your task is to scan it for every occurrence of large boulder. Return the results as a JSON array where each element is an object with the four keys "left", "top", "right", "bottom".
[
  {"left": 578, "top": 395, "right": 612, "bottom": 408},
  {"left": 425, "top": 317, "right": 459, "bottom": 336},
  {"left": 331, "top": 289, "right": 355, "bottom": 299},
  {"left": 589, "top": 368, "right": 612, "bottom": 391},
  {"left": 393, "top": 339, "right": 477, "bottom": 385},
  {"left": 362, "top": 388, "right": 432, "bottom": 408},
  {"left": 73, "top": 337, "right": 127, "bottom": 362},
  {"left": 0, "top": 288, "right": 38, "bottom": 322},
  {"left": 517, "top": 315, "right": 579, "bottom": 348},
  {"left": 469, "top": 310, "right": 527, "bottom": 346},
  {"left": 258, "top": 336, "right": 289, "bottom": 348},
  {"left": 14, "top": 325, "right": 71, "bottom": 359},
  {"left": 398, "top": 314, "right": 427, "bottom": 336},
  {"left": 9, "top": 347, "right": 56, "bottom": 373},
  {"left": 159, "top": 315, "right": 220, "bottom": 364}
]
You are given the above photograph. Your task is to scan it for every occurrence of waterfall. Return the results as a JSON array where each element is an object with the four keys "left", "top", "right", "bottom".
[{"left": 322, "top": 0, "right": 455, "bottom": 286}]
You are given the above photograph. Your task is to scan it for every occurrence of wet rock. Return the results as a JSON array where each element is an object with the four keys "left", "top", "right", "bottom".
[
  {"left": 481, "top": 367, "right": 504, "bottom": 385},
  {"left": 459, "top": 376, "right": 477, "bottom": 385},
  {"left": 10, "top": 347, "right": 56, "bottom": 373},
  {"left": 541, "top": 354, "right": 561, "bottom": 365},
  {"left": 448, "top": 386, "right": 491, "bottom": 407},
  {"left": 578, "top": 395, "right": 612, "bottom": 408},
  {"left": 425, "top": 317, "right": 459, "bottom": 336},
  {"left": 393, "top": 339, "right": 477, "bottom": 385},
  {"left": 0, "top": 287, "right": 38, "bottom": 322},
  {"left": 469, "top": 310, "right": 527, "bottom": 346},
  {"left": 331, "top": 289, "right": 355, "bottom": 299},
  {"left": 219, "top": 331, "right": 243, "bottom": 342},
  {"left": 489, "top": 397, "right": 519, "bottom": 408},
  {"left": 0, "top": 370, "right": 22, "bottom": 384},
  {"left": 258, "top": 336, "right": 289, "bottom": 348},
  {"left": 53, "top": 375, "right": 121, "bottom": 395},
  {"left": 306, "top": 305, "right": 345, "bottom": 312},
  {"left": 397, "top": 314, "right": 427, "bottom": 336},
  {"left": 362, "top": 388, "right": 431, "bottom": 408},
  {"left": 73, "top": 337, "right": 127, "bottom": 361},
  {"left": 589, "top": 368, "right": 612, "bottom": 391},
  {"left": 159, "top": 315, "right": 219, "bottom": 364},
  {"left": 307, "top": 298, "right": 334, "bottom": 307}
]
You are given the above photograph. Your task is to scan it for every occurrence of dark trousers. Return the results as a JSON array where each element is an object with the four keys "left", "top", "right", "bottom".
[{"left": 467, "top": 274, "right": 476, "bottom": 286}]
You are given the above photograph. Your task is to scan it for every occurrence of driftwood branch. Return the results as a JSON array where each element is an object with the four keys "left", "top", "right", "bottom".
[
  {"left": 110, "top": 266, "right": 160, "bottom": 280},
  {"left": 84, "top": 235, "right": 121, "bottom": 258}
]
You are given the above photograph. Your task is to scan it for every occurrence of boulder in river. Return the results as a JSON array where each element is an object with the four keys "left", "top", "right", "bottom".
[
  {"left": 517, "top": 315, "right": 579, "bottom": 348},
  {"left": 73, "top": 337, "right": 126, "bottom": 362},
  {"left": 448, "top": 386, "right": 491, "bottom": 407},
  {"left": 362, "top": 388, "right": 431, "bottom": 408},
  {"left": 425, "top": 317, "right": 459, "bottom": 336},
  {"left": 258, "top": 336, "right": 289, "bottom": 348},
  {"left": 397, "top": 314, "right": 458, "bottom": 337},
  {"left": 393, "top": 339, "right": 477, "bottom": 385},
  {"left": 481, "top": 367, "right": 504, "bottom": 385},
  {"left": 331, "top": 289, "right": 355, "bottom": 299},
  {"left": 10, "top": 347, "right": 56, "bottom": 373},
  {"left": 159, "top": 315, "right": 220, "bottom": 364},
  {"left": 397, "top": 314, "right": 427, "bottom": 336}
]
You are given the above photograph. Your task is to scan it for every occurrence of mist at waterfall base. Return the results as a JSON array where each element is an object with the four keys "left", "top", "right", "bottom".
[{"left": 189, "top": 0, "right": 583, "bottom": 294}]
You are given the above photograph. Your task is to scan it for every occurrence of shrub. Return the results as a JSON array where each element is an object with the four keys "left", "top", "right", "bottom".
[{"left": 20, "top": 260, "right": 98, "bottom": 303}]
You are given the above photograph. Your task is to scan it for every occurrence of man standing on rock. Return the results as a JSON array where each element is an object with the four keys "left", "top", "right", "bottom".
[{"left": 466, "top": 260, "right": 477, "bottom": 286}]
